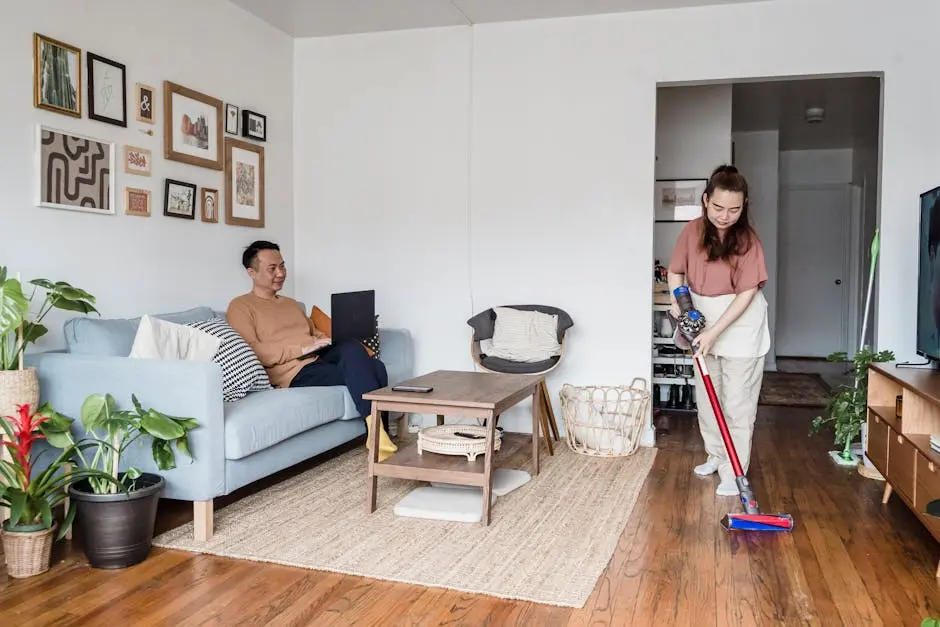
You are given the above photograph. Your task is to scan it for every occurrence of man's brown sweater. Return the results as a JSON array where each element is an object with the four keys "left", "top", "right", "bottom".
[{"left": 226, "top": 293, "right": 321, "bottom": 388}]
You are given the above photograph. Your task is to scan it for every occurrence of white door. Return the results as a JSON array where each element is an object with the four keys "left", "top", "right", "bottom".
[{"left": 776, "top": 185, "right": 850, "bottom": 358}]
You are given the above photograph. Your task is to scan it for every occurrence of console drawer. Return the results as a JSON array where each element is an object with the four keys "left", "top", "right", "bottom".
[
  {"left": 866, "top": 411, "right": 890, "bottom": 474},
  {"left": 888, "top": 433, "right": 916, "bottom": 502},
  {"left": 915, "top": 453, "right": 940, "bottom": 540}
]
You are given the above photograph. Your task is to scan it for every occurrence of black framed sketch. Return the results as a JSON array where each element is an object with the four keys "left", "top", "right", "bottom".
[
  {"left": 87, "top": 52, "right": 127, "bottom": 127},
  {"left": 225, "top": 103, "right": 239, "bottom": 135},
  {"left": 164, "top": 178, "right": 197, "bottom": 220},
  {"left": 241, "top": 109, "right": 266, "bottom": 142}
]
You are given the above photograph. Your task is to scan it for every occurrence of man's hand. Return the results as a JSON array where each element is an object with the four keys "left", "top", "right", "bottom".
[{"left": 302, "top": 337, "right": 331, "bottom": 355}]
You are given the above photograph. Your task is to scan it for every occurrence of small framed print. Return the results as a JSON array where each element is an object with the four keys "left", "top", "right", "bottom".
[
  {"left": 87, "top": 52, "right": 127, "bottom": 127},
  {"left": 135, "top": 82, "right": 156, "bottom": 124},
  {"left": 225, "top": 137, "right": 264, "bottom": 228},
  {"left": 123, "top": 145, "right": 152, "bottom": 176},
  {"left": 225, "top": 103, "right": 239, "bottom": 135},
  {"left": 241, "top": 109, "right": 266, "bottom": 142},
  {"left": 654, "top": 179, "right": 707, "bottom": 222},
  {"left": 164, "top": 178, "right": 197, "bottom": 220},
  {"left": 33, "top": 33, "right": 81, "bottom": 118},
  {"left": 124, "top": 187, "right": 151, "bottom": 217},
  {"left": 201, "top": 187, "right": 219, "bottom": 223}
]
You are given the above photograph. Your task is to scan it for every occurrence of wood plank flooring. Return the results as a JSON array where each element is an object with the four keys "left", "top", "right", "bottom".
[{"left": 3, "top": 405, "right": 940, "bottom": 625}]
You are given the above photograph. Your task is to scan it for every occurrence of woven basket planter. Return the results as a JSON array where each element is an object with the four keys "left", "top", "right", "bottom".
[
  {"left": 1, "top": 523, "right": 56, "bottom": 578},
  {"left": 560, "top": 378, "right": 651, "bottom": 457},
  {"left": 0, "top": 367, "right": 40, "bottom": 418}
]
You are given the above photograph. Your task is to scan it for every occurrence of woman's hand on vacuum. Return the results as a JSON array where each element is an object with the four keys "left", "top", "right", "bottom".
[
  {"left": 692, "top": 328, "right": 718, "bottom": 356},
  {"left": 669, "top": 302, "right": 681, "bottom": 319}
]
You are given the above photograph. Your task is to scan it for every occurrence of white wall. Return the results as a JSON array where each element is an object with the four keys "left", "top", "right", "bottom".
[
  {"left": 780, "top": 149, "right": 854, "bottom": 186},
  {"left": 732, "top": 131, "right": 780, "bottom": 369},
  {"left": 1, "top": 0, "right": 294, "bottom": 350},
  {"left": 655, "top": 84, "right": 732, "bottom": 179},
  {"left": 293, "top": 0, "right": 940, "bottom": 437}
]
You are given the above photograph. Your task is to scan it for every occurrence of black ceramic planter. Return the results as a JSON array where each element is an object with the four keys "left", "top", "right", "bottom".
[{"left": 68, "top": 472, "right": 165, "bottom": 569}]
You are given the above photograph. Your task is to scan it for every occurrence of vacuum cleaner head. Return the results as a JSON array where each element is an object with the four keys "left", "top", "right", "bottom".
[{"left": 721, "top": 513, "right": 794, "bottom": 532}]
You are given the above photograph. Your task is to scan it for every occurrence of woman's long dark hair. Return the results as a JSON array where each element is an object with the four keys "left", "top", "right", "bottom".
[{"left": 700, "top": 164, "right": 754, "bottom": 262}]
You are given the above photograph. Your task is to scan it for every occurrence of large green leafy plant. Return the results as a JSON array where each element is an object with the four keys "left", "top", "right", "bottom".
[
  {"left": 47, "top": 393, "right": 199, "bottom": 494},
  {"left": 811, "top": 347, "right": 895, "bottom": 461},
  {"left": 0, "top": 266, "right": 97, "bottom": 370}
]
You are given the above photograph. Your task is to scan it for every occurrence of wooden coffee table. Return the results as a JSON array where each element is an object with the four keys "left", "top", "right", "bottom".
[{"left": 363, "top": 369, "right": 545, "bottom": 525}]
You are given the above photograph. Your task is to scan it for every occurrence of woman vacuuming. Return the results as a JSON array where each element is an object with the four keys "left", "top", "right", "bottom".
[{"left": 668, "top": 164, "right": 771, "bottom": 497}]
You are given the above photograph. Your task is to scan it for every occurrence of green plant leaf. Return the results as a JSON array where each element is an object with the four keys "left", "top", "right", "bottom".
[
  {"left": 176, "top": 435, "right": 193, "bottom": 459},
  {"left": 8, "top": 491, "right": 26, "bottom": 526},
  {"left": 57, "top": 503, "right": 77, "bottom": 540},
  {"left": 152, "top": 439, "right": 176, "bottom": 471},
  {"left": 140, "top": 410, "right": 184, "bottom": 440},
  {"left": 0, "top": 274, "right": 28, "bottom": 340},
  {"left": 80, "top": 393, "right": 113, "bottom": 432}
]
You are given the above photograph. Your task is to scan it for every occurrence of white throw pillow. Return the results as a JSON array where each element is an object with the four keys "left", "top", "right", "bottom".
[
  {"left": 487, "top": 307, "right": 562, "bottom": 362},
  {"left": 129, "top": 314, "right": 221, "bottom": 362}
]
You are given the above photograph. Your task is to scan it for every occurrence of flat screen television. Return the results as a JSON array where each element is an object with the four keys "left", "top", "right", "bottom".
[{"left": 917, "top": 184, "right": 940, "bottom": 363}]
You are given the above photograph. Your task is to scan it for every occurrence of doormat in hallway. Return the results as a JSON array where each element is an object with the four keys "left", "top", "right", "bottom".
[
  {"left": 152, "top": 442, "right": 657, "bottom": 608},
  {"left": 759, "top": 371, "right": 831, "bottom": 407}
]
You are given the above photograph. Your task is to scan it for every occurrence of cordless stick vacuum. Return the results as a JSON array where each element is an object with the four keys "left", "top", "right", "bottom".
[{"left": 672, "top": 285, "right": 794, "bottom": 532}]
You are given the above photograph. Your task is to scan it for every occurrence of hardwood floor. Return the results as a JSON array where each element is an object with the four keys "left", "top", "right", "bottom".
[{"left": 3, "top": 405, "right": 940, "bottom": 625}]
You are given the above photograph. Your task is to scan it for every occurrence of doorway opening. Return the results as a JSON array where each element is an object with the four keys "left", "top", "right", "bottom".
[{"left": 651, "top": 74, "right": 883, "bottom": 414}]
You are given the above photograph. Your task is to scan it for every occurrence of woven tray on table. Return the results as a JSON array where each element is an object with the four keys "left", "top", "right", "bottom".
[{"left": 417, "top": 425, "right": 502, "bottom": 461}]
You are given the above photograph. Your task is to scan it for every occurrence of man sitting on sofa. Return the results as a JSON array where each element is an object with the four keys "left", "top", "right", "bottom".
[{"left": 226, "top": 241, "right": 394, "bottom": 448}]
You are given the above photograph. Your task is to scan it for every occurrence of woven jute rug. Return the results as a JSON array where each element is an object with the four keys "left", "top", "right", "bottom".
[
  {"left": 152, "top": 440, "right": 657, "bottom": 608},
  {"left": 759, "top": 371, "right": 832, "bottom": 407}
]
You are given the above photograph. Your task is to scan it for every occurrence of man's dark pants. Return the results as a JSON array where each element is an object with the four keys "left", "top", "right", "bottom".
[{"left": 289, "top": 340, "right": 389, "bottom": 428}]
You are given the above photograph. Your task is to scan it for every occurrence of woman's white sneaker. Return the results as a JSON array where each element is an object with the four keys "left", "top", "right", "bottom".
[
  {"left": 693, "top": 459, "right": 719, "bottom": 476},
  {"left": 716, "top": 479, "right": 739, "bottom": 496}
]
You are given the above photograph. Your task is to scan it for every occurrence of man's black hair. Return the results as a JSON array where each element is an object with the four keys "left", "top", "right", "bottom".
[{"left": 243, "top": 240, "right": 280, "bottom": 269}]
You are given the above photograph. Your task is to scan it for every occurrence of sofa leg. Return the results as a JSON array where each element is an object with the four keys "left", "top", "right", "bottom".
[{"left": 194, "top": 500, "right": 214, "bottom": 542}]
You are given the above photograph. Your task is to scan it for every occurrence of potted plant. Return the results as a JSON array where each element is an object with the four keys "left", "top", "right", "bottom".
[
  {"left": 51, "top": 393, "right": 198, "bottom": 569},
  {"left": 0, "top": 265, "right": 97, "bottom": 416},
  {"left": 811, "top": 347, "right": 895, "bottom": 466},
  {"left": 0, "top": 403, "right": 115, "bottom": 578}
]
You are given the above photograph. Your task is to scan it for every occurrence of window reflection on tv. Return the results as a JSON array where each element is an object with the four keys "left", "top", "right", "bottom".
[{"left": 918, "top": 185, "right": 940, "bottom": 361}]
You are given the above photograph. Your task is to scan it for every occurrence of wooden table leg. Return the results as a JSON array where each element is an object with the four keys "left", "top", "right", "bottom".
[
  {"left": 367, "top": 404, "right": 382, "bottom": 513},
  {"left": 531, "top": 387, "right": 540, "bottom": 477},
  {"left": 437, "top": 414, "right": 444, "bottom": 426},
  {"left": 482, "top": 410, "right": 496, "bottom": 525}
]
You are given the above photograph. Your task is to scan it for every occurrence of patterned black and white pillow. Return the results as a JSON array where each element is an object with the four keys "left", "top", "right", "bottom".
[
  {"left": 361, "top": 315, "right": 381, "bottom": 359},
  {"left": 186, "top": 318, "right": 272, "bottom": 402}
]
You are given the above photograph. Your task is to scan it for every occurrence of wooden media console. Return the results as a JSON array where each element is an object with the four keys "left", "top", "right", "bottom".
[{"left": 866, "top": 361, "right": 940, "bottom": 576}]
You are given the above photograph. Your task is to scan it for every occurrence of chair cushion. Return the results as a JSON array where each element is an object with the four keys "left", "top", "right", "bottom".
[
  {"left": 186, "top": 318, "right": 272, "bottom": 402},
  {"left": 480, "top": 354, "right": 560, "bottom": 374},
  {"left": 65, "top": 307, "right": 216, "bottom": 356},
  {"left": 467, "top": 305, "right": 574, "bottom": 342},
  {"left": 488, "top": 307, "right": 562, "bottom": 362},
  {"left": 224, "top": 386, "right": 349, "bottom": 460}
]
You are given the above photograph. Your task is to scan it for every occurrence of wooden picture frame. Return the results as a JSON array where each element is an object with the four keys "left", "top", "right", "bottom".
[
  {"left": 36, "top": 124, "right": 114, "bottom": 215},
  {"left": 241, "top": 109, "right": 266, "bottom": 142},
  {"left": 135, "top": 82, "right": 156, "bottom": 124},
  {"left": 163, "top": 81, "right": 223, "bottom": 170},
  {"left": 164, "top": 178, "right": 197, "bottom": 220},
  {"left": 124, "top": 187, "right": 151, "bottom": 217},
  {"left": 224, "top": 137, "right": 265, "bottom": 228},
  {"left": 201, "top": 187, "right": 219, "bottom": 223},
  {"left": 123, "top": 145, "right": 152, "bottom": 176},
  {"left": 87, "top": 52, "right": 127, "bottom": 127},
  {"left": 33, "top": 33, "right": 82, "bottom": 118}
]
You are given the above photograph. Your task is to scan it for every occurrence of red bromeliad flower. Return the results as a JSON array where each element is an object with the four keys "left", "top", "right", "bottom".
[{"left": 2, "top": 404, "right": 48, "bottom": 490}]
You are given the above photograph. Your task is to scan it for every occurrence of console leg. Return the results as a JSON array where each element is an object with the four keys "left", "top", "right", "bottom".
[
  {"left": 194, "top": 500, "right": 213, "bottom": 542},
  {"left": 881, "top": 483, "right": 893, "bottom": 504}
]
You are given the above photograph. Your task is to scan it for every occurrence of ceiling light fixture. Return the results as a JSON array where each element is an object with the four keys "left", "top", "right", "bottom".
[{"left": 804, "top": 106, "right": 825, "bottom": 123}]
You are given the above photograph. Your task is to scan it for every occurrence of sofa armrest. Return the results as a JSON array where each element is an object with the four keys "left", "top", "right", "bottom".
[
  {"left": 378, "top": 328, "right": 414, "bottom": 385},
  {"left": 26, "top": 352, "right": 226, "bottom": 502}
]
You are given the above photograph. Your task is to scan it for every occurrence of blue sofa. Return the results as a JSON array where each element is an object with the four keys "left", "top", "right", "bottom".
[{"left": 26, "top": 305, "right": 414, "bottom": 541}]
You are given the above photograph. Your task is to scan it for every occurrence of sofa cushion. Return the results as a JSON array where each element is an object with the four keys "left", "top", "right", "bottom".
[
  {"left": 223, "top": 386, "right": 349, "bottom": 460},
  {"left": 186, "top": 317, "right": 272, "bottom": 402},
  {"left": 130, "top": 315, "right": 222, "bottom": 361},
  {"left": 65, "top": 307, "right": 216, "bottom": 356}
]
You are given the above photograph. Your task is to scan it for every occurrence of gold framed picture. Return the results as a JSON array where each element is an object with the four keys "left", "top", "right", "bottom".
[
  {"left": 123, "top": 145, "right": 152, "bottom": 177},
  {"left": 33, "top": 33, "right": 82, "bottom": 118},
  {"left": 224, "top": 137, "right": 264, "bottom": 228},
  {"left": 201, "top": 187, "right": 219, "bottom": 223},
  {"left": 163, "top": 81, "right": 223, "bottom": 170},
  {"left": 135, "top": 82, "right": 156, "bottom": 124},
  {"left": 124, "top": 187, "right": 151, "bottom": 217}
]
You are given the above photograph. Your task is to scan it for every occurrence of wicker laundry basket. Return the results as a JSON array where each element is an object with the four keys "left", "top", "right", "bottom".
[
  {"left": 1, "top": 523, "right": 56, "bottom": 578},
  {"left": 560, "top": 378, "right": 651, "bottom": 457}
]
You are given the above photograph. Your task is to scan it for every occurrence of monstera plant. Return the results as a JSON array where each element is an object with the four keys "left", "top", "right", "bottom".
[{"left": 0, "top": 266, "right": 97, "bottom": 370}]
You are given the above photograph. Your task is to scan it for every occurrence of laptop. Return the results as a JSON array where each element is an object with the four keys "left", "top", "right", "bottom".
[{"left": 303, "top": 290, "right": 376, "bottom": 358}]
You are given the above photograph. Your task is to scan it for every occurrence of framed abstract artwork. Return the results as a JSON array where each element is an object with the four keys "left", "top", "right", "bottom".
[
  {"left": 124, "top": 187, "right": 151, "bottom": 217},
  {"left": 35, "top": 125, "right": 114, "bottom": 215},
  {"left": 224, "top": 137, "right": 265, "bottom": 228},
  {"left": 164, "top": 179, "right": 197, "bottom": 220},
  {"left": 87, "top": 52, "right": 127, "bottom": 127},
  {"left": 33, "top": 33, "right": 81, "bottom": 118},
  {"left": 123, "top": 145, "right": 152, "bottom": 176},
  {"left": 163, "top": 81, "right": 223, "bottom": 170}
]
